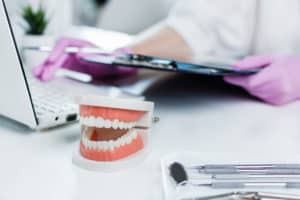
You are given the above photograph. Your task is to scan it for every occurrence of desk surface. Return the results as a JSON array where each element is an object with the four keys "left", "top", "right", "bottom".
[{"left": 0, "top": 75, "right": 300, "bottom": 200}]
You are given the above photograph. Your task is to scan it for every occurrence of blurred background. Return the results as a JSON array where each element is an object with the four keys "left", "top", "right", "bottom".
[
  {"left": 5, "top": 0, "right": 174, "bottom": 36},
  {"left": 4, "top": 0, "right": 176, "bottom": 69}
]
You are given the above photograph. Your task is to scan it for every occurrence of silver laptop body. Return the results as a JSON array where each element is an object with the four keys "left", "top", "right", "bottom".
[{"left": 0, "top": 0, "right": 78, "bottom": 130}]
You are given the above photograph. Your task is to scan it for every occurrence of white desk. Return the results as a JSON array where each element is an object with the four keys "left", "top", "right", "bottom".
[{"left": 0, "top": 75, "right": 300, "bottom": 200}]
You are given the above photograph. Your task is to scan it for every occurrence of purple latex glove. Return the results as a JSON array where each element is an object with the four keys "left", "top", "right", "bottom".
[
  {"left": 224, "top": 55, "right": 300, "bottom": 105},
  {"left": 32, "top": 37, "right": 137, "bottom": 81}
]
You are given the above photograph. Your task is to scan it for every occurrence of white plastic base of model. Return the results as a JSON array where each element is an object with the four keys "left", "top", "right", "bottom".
[{"left": 72, "top": 143, "right": 150, "bottom": 172}]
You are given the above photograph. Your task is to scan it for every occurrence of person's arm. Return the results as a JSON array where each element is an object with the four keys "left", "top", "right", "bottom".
[
  {"left": 130, "top": 0, "right": 255, "bottom": 64},
  {"left": 130, "top": 25, "right": 193, "bottom": 62}
]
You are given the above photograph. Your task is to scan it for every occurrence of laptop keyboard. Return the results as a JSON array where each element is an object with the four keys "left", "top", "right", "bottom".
[{"left": 29, "top": 78, "right": 78, "bottom": 117}]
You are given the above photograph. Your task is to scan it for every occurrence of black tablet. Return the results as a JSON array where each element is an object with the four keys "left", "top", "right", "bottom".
[{"left": 82, "top": 54, "right": 260, "bottom": 76}]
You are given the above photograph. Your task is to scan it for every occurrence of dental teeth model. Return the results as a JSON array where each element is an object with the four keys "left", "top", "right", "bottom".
[{"left": 75, "top": 95, "right": 154, "bottom": 163}]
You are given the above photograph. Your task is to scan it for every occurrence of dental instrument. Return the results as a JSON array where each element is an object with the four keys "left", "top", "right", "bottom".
[
  {"left": 182, "top": 191, "right": 300, "bottom": 200},
  {"left": 172, "top": 162, "right": 300, "bottom": 175},
  {"left": 169, "top": 162, "right": 300, "bottom": 188}
]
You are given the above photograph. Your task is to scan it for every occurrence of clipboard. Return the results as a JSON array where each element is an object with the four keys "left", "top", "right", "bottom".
[{"left": 82, "top": 54, "right": 261, "bottom": 76}]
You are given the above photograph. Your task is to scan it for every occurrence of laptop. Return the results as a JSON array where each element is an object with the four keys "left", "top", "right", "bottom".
[{"left": 0, "top": 0, "right": 137, "bottom": 130}]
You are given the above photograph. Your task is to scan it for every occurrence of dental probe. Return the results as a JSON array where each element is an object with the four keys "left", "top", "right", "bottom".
[
  {"left": 188, "top": 163, "right": 300, "bottom": 174},
  {"left": 181, "top": 191, "right": 300, "bottom": 200},
  {"left": 190, "top": 163, "right": 300, "bottom": 169},
  {"left": 210, "top": 174, "right": 300, "bottom": 180},
  {"left": 188, "top": 181, "right": 300, "bottom": 189}
]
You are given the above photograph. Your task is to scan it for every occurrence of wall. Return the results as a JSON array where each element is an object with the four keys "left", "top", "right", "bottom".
[
  {"left": 97, "top": 0, "right": 174, "bottom": 34},
  {"left": 6, "top": 0, "right": 176, "bottom": 36}
]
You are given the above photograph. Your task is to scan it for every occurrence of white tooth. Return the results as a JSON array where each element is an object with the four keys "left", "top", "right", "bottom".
[
  {"left": 115, "top": 139, "right": 121, "bottom": 148},
  {"left": 111, "top": 140, "right": 116, "bottom": 149},
  {"left": 109, "top": 141, "right": 114, "bottom": 151},
  {"left": 129, "top": 131, "right": 134, "bottom": 139},
  {"left": 128, "top": 131, "right": 134, "bottom": 139},
  {"left": 88, "top": 142, "right": 93, "bottom": 149},
  {"left": 104, "top": 120, "right": 111, "bottom": 128},
  {"left": 80, "top": 117, "right": 86, "bottom": 125},
  {"left": 86, "top": 117, "right": 91, "bottom": 126},
  {"left": 127, "top": 137, "right": 131, "bottom": 145},
  {"left": 133, "top": 131, "right": 138, "bottom": 139},
  {"left": 86, "top": 130, "right": 92, "bottom": 139},
  {"left": 128, "top": 122, "right": 133, "bottom": 129},
  {"left": 86, "top": 140, "right": 91, "bottom": 149},
  {"left": 94, "top": 118, "right": 99, "bottom": 128},
  {"left": 118, "top": 137, "right": 123, "bottom": 146},
  {"left": 91, "top": 141, "right": 95, "bottom": 149},
  {"left": 120, "top": 136, "right": 126, "bottom": 146},
  {"left": 97, "top": 141, "right": 102, "bottom": 150},
  {"left": 90, "top": 117, "right": 96, "bottom": 127},
  {"left": 102, "top": 142, "right": 108, "bottom": 151},
  {"left": 112, "top": 120, "right": 119, "bottom": 129},
  {"left": 90, "top": 142, "right": 96, "bottom": 150},
  {"left": 85, "top": 117, "right": 90, "bottom": 126},
  {"left": 83, "top": 117, "right": 87, "bottom": 125},
  {"left": 88, "top": 118, "right": 93, "bottom": 126},
  {"left": 106, "top": 141, "right": 112, "bottom": 151},
  {"left": 122, "top": 123, "right": 127, "bottom": 129},
  {"left": 115, "top": 140, "right": 120, "bottom": 148},
  {"left": 90, "top": 141, "right": 94, "bottom": 150},
  {"left": 101, "top": 142, "right": 107, "bottom": 150},
  {"left": 96, "top": 117, "right": 104, "bottom": 128},
  {"left": 94, "top": 142, "right": 99, "bottom": 150},
  {"left": 82, "top": 136, "right": 86, "bottom": 146},
  {"left": 85, "top": 117, "right": 89, "bottom": 125},
  {"left": 82, "top": 137, "right": 86, "bottom": 146},
  {"left": 126, "top": 134, "right": 132, "bottom": 144},
  {"left": 126, "top": 123, "right": 131, "bottom": 129},
  {"left": 99, "top": 142, "right": 103, "bottom": 151},
  {"left": 97, "top": 142, "right": 102, "bottom": 150},
  {"left": 79, "top": 117, "right": 84, "bottom": 124},
  {"left": 84, "top": 135, "right": 88, "bottom": 144},
  {"left": 124, "top": 136, "right": 129, "bottom": 145},
  {"left": 118, "top": 122, "right": 124, "bottom": 129}
]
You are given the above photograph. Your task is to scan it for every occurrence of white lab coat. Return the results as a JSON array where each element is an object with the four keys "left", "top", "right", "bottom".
[{"left": 166, "top": 0, "right": 300, "bottom": 63}]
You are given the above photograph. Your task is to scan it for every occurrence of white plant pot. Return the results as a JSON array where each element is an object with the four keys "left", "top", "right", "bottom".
[{"left": 21, "top": 35, "right": 55, "bottom": 69}]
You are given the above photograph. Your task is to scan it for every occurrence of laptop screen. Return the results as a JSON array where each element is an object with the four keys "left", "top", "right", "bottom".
[{"left": 0, "top": 0, "right": 37, "bottom": 128}]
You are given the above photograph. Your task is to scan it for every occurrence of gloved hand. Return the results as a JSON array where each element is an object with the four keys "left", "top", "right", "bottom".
[
  {"left": 32, "top": 37, "right": 137, "bottom": 81},
  {"left": 224, "top": 55, "right": 300, "bottom": 105}
]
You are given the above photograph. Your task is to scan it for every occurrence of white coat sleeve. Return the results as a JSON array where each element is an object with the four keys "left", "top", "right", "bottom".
[{"left": 165, "top": 0, "right": 257, "bottom": 63}]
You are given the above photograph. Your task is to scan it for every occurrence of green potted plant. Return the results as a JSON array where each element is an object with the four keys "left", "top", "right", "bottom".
[
  {"left": 20, "top": 3, "right": 54, "bottom": 68},
  {"left": 22, "top": 4, "right": 48, "bottom": 35}
]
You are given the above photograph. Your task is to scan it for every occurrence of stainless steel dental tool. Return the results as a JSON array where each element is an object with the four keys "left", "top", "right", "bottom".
[
  {"left": 181, "top": 191, "right": 300, "bottom": 200},
  {"left": 189, "top": 163, "right": 300, "bottom": 174},
  {"left": 169, "top": 162, "right": 300, "bottom": 188}
]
